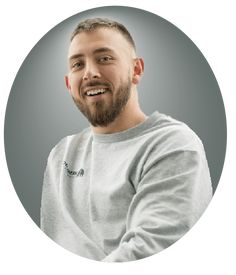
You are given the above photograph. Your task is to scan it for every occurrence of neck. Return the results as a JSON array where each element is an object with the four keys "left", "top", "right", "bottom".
[{"left": 91, "top": 91, "right": 147, "bottom": 134}]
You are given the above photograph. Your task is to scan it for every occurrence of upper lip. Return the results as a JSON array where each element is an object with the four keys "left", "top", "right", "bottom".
[{"left": 83, "top": 86, "right": 110, "bottom": 95}]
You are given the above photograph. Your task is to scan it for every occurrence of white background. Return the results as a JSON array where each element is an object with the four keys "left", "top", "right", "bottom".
[{"left": 0, "top": 0, "right": 235, "bottom": 274}]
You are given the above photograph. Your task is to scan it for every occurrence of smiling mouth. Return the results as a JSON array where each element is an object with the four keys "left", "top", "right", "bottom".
[{"left": 85, "top": 88, "right": 110, "bottom": 97}]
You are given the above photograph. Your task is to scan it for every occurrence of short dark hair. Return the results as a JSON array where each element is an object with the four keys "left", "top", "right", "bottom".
[{"left": 71, "top": 18, "right": 136, "bottom": 50}]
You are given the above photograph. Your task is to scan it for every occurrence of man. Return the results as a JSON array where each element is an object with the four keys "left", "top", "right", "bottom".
[{"left": 40, "top": 18, "right": 212, "bottom": 262}]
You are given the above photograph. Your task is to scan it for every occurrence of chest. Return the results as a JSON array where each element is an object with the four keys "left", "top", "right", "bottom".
[{"left": 61, "top": 142, "right": 142, "bottom": 222}]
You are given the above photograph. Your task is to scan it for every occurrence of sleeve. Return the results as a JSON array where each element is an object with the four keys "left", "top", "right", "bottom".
[
  {"left": 41, "top": 140, "right": 107, "bottom": 260},
  {"left": 102, "top": 131, "right": 212, "bottom": 262}
]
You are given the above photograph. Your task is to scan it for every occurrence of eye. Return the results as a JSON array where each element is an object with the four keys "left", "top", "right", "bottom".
[
  {"left": 72, "top": 61, "right": 84, "bottom": 69},
  {"left": 98, "top": 56, "right": 113, "bottom": 63}
]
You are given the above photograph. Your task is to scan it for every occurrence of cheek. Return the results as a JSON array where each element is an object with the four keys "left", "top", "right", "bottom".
[
  {"left": 69, "top": 74, "right": 82, "bottom": 93},
  {"left": 104, "top": 70, "right": 121, "bottom": 87},
  {"left": 114, "top": 65, "right": 132, "bottom": 84}
]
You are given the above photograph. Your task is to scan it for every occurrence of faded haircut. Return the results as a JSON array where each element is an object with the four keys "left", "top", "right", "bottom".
[{"left": 70, "top": 18, "right": 136, "bottom": 50}]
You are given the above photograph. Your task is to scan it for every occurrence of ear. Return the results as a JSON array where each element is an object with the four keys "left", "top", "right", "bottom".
[
  {"left": 65, "top": 75, "right": 71, "bottom": 92},
  {"left": 132, "top": 58, "right": 144, "bottom": 85}
]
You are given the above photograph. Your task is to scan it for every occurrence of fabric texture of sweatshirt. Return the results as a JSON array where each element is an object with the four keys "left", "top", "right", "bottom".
[{"left": 40, "top": 111, "right": 212, "bottom": 262}]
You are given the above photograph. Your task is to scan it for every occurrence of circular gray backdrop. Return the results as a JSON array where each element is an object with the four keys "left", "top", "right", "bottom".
[{"left": 4, "top": 6, "right": 226, "bottom": 227}]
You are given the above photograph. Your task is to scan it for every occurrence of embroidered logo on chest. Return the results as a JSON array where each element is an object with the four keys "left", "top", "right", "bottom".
[{"left": 63, "top": 161, "right": 84, "bottom": 177}]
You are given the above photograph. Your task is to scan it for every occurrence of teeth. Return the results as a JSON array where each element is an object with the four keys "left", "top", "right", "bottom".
[{"left": 86, "top": 89, "right": 107, "bottom": 96}]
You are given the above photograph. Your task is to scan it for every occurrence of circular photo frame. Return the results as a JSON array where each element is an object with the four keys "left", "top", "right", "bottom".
[{"left": 4, "top": 6, "right": 226, "bottom": 262}]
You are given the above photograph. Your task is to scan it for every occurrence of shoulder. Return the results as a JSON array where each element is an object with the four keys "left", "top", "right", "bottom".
[
  {"left": 139, "top": 113, "right": 212, "bottom": 189},
  {"left": 47, "top": 127, "right": 91, "bottom": 162},
  {"left": 150, "top": 112, "right": 204, "bottom": 153}
]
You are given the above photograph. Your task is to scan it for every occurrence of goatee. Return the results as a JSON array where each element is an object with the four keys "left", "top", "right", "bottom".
[{"left": 73, "top": 79, "right": 132, "bottom": 127}]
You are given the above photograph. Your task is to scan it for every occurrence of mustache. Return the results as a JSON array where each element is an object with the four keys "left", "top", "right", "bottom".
[{"left": 81, "top": 80, "right": 111, "bottom": 91}]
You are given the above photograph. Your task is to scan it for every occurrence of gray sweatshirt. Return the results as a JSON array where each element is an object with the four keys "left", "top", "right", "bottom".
[{"left": 40, "top": 111, "right": 212, "bottom": 262}]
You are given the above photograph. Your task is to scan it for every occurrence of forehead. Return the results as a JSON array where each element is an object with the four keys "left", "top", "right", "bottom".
[{"left": 68, "top": 28, "right": 134, "bottom": 58}]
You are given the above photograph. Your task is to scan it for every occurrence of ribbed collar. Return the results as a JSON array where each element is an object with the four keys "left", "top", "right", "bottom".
[{"left": 92, "top": 111, "right": 160, "bottom": 143}]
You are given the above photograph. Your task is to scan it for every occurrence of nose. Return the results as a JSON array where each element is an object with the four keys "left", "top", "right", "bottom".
[{"left": 82, "top": 62, "right": 101, "bottom": 81}]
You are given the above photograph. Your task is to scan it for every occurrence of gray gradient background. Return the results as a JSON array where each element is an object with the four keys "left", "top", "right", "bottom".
[{"left": 5, "top": 6, "right": 226, "bottom": 227}]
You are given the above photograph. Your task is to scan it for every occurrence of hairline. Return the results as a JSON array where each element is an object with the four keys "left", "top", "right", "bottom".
[{"left": 70, "top": 26, "right": 136, "bottom": 51}]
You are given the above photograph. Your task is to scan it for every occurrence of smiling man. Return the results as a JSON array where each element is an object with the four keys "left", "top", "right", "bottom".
[
  {"left": 40, "top": 18, "right": 212, "bottom": 262},
  {"left": 66, "top": 21, "right": 146, "bottom": 132}
]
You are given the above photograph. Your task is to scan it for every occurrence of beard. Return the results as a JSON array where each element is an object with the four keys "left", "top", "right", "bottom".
[{"left": 72, "top": 78, "right": 132, "bottom": 127}]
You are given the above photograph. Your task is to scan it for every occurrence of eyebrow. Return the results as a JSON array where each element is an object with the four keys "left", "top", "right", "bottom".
[{"left": 69, "top": 47, "right": 115, "bottom": 61}]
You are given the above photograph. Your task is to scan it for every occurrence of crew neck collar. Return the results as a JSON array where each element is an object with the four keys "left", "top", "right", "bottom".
[{"left": 92, "top": 111, "right": 160, "bottom": 143}]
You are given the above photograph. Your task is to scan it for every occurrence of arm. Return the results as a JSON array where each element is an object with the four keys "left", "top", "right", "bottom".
[
  {"left": 41, "top": 141, "right": 107, "bottom": 261},
  {"left": 103, "top": 141, "right": 212, "bottom": 262}
]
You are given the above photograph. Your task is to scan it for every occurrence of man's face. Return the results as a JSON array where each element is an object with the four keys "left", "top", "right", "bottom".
[{"left": 65, "top": 28, "right": 137, "bottom": 127}]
